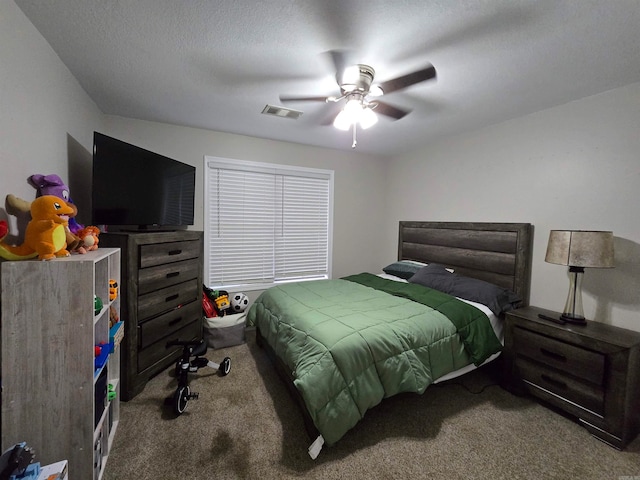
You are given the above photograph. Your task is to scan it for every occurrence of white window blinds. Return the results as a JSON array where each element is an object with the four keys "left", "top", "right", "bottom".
[{"left": 205, "top": 157, "right": 333, "bottom": 290}]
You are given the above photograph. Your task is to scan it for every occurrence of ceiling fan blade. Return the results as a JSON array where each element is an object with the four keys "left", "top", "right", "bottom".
[
  {"left": 318, "top": 103, "right": 343, "bottom": 126},
  {"left": 279, "top": 95, "right": 328, "bottom": 103},
  {"left": 327, "top": 49, "right": 350, "bottom": 84},
  {"left": 372, "top": 101, "right": 411, "bottom": 120},
  {"left": 378, "top": 64, "right": 436, "bottom": 95}
]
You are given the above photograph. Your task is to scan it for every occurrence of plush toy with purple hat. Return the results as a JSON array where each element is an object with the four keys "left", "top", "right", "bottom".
[{"left": 28, "top": 174, "right": 84, "bottom": 234}]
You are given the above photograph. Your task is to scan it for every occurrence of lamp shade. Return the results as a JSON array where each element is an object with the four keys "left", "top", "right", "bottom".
[{"left": 545, "top": 230, "right": 614, "bottom": 268}]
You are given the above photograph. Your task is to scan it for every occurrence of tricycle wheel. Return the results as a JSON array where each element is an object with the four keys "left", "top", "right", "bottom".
[
  {"left": 220, "top": 357, "right": 231, "bottom": 376},
  {"left": 173, "top": 385, "right": 190, "bottom": 415}
]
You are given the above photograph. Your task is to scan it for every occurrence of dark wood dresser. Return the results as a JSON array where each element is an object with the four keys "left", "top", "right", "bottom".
[
  {"left": 502, "top": 305, "right": 640, "bottom": 449},
  {"left": 100, "top": 230, "right": 203, "bottom": 400}
]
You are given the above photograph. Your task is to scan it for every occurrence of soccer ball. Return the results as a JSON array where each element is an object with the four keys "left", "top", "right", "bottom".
[{"left": 230, "top": 292, "right": 249, "bottom": 313}]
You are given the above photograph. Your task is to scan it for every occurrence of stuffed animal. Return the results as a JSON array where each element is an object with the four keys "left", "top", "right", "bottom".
[
  {"left": 109, "top": 305, "right": 120, "bottom": 327},
  {"left": 5, "top": 193, "right": 81, "bottom": 251},
  {"left": 75, "top": 225, "right": 100, "bottom": 254},
  {"left": 0, "top": 195, "right": 75, "bottom": 260},
  {"left": 3, "top": 194, "right": 32, "bottom": 245},
  {"left": 29, "top": 174, "right": 84, "bottom": 235},
  {"left": 5, "top": 193, "right": 31, "bottom": 216}
]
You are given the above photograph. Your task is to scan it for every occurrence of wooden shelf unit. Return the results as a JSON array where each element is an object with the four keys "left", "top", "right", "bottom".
[{"left": 1, "top": 248, "right": 122, "bottom": 479}]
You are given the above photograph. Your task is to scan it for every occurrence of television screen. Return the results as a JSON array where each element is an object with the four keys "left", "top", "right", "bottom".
[{"left": 91, "top": 132, "right": 195, "bottom": 229}]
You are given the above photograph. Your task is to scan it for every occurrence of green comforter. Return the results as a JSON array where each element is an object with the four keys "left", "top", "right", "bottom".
[{"left": 247, "top": 273, "right": 502, "bottom": 446}]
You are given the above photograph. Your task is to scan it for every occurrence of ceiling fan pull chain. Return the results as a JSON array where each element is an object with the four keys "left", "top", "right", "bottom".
[{"left": 351, "top": 123, "right": 357, "bottom": 149}]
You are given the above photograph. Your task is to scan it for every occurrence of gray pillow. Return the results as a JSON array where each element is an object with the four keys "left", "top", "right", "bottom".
[
  {"left": 409, "top": 263, "right": 521, "bottom": 316},
  {"left": 382, "top": 260, "right": 427, "bottom": 279}
]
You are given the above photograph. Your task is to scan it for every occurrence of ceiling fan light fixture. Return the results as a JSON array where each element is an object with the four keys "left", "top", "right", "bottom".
[
  {"left": 342, "top": 65, "right": 360, "bottom": 85},
  {"left": 333, "top": 108, "right": 354, "bottom": 130},
  {"left": 369, "top": 85, "right": 384, "bottom": 96},
  {"left": 334, "top": 99, "right": 361, "bottom": 128},
  {"left": 360, "top": 107, "right": 378, "bottom": 129},
  {"left": 333, "top": 97, "right": 378, "bottom": 131},
  {"left": 344, "top": 97, "right": 364, "bottom": 113}
]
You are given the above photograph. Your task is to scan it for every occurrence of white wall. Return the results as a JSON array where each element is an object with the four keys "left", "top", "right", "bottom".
[
  {"left": 0, "top": 1, "right": 104, "bottom": 233},
  {"left": 384, "top": 83, "right": 640, "bottom": 331},
  {"left": 102, "top": 116, "right": 389, "bottom": 280}
]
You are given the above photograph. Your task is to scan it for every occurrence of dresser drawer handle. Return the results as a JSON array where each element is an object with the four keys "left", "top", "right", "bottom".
[
  {"left": 540, "top": 374, "right": 567, "bottom": 389},
  {"left": 165, "top": 294, "right": 179, "bottom": 302},
  {"left": 539, "top": 348, "right": 566, "bottom": 362},
  {"left": 168, "top": 249, "right": 183, "bottom": 256},
  {"left": 166, "top": 271, "right": 180, "bottom": 278},
  {"left": 168, "top": 316, "right": 183, "bottom": 326}
]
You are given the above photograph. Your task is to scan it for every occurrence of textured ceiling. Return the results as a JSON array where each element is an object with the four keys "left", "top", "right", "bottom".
[{"left": 14, "top": 0, "right": 640, "bottom": 156}]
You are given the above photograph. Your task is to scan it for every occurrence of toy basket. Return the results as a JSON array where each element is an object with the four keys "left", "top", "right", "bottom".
[{"left": 203, "top": 313, "right": 246, "bottom": 349}]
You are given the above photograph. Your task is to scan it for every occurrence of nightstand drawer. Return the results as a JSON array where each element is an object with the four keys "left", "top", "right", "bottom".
[
  {"left": 503, "top": 306, "right": 640, "bottom": 449},
  {"left": 513, "top": 326, "right": 605, "bottom": 386},
  {"left": 516, "top": 357, "right": 605, "bottom": 416}
]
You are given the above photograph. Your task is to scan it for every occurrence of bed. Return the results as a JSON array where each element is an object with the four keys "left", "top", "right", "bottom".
[{"left": 247, "top": 221, "right": 533, "bottom": 457}]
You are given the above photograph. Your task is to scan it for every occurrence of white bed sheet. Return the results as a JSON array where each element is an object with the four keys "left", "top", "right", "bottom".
[{"left": 377, "top": 272, "right": 503, "bottom": 382}]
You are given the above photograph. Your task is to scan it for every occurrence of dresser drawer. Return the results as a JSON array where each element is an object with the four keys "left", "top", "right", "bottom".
[
  {"left": 516, "top": 357, "right": 605, "bottom": 416},
  {"left": 138, "top": 300, "right": 201, "bottom": 349},
  {"left": 137, "top": 278, "right": 199, "bottom": 320},
  {"left": 513, "top": 326, "right": 605, "bottom": 386},
  {"left": 138, "top": 258, "right": 200, "bottom": 295},
  {"left": 139, "top": 240, "right": 200, "bottom": 268},
  {"left": 138, "top": 319, "right": 202, "bottom": 372}
]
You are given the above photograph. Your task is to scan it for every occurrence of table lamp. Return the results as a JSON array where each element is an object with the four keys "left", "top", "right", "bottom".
[{"left": 544, "top": 230, "right": 614, "bottom": 325}]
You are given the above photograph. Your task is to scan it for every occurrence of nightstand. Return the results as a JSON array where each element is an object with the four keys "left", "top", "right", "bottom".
[{"left": 502, "top": 306, "right": 640, "bottom": 449}]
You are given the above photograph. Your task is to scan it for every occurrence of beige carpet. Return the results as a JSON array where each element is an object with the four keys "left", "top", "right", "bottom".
[{"left": 104, "top": 329, "right": 640, "bottom": 479}]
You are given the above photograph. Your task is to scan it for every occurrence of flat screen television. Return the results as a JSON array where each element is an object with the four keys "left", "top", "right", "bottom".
[{"left": 91, "top": 132, "right": 195, "bottom": 230}]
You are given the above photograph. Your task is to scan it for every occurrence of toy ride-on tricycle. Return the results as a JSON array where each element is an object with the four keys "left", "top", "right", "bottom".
[{"left": 165, "top": 338, "right": 231, "bottom": 415}]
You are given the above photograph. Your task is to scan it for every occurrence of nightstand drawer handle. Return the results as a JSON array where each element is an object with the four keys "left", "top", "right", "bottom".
[
  {"left": 166, "top": 271, "right": 180, "bottom": 278},
  {"left": 539, "top": 348, "right": 566, "bottom": 362},
  {"left": 165, "top": 294, "right": 179, "bottom": 302},
  {"left": 168, "top": 249, "right": 183, "bottom": 256},
  {"left": 540, "top": 374, "right": 567, "bottom": 389}
]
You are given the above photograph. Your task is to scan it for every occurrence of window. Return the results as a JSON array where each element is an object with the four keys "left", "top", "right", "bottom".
[{"left": 204, "top": 157, "right": 334, "bottom": 290}]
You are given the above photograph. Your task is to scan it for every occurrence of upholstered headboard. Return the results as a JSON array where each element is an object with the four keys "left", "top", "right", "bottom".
[{"left": 398, "top": 222, "right": 533, "bottom": 306}]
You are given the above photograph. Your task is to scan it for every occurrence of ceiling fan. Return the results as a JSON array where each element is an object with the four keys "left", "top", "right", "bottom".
[{"left": 279, "top": 54, "right": 437, "bottom": 148}]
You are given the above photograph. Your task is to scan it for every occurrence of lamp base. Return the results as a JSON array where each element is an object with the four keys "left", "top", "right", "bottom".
[
  {"left": 561, "top": 266, "right": 587, "bottom": 326},
  {"left": 560, "top": 313, "right": 587, "bottom": 326}
]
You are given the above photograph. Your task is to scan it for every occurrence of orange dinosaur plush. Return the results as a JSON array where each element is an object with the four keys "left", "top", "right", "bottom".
[
  {"left": 0, "top": 195, "right": 75, "bottom": 260},
  {"left": 5, "top": 193, "right": 81, "bottom": 251}
]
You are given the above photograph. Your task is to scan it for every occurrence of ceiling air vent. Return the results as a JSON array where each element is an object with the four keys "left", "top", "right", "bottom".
[{"left": 261, "top": 104, "right": 303, "bottom": 120}]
